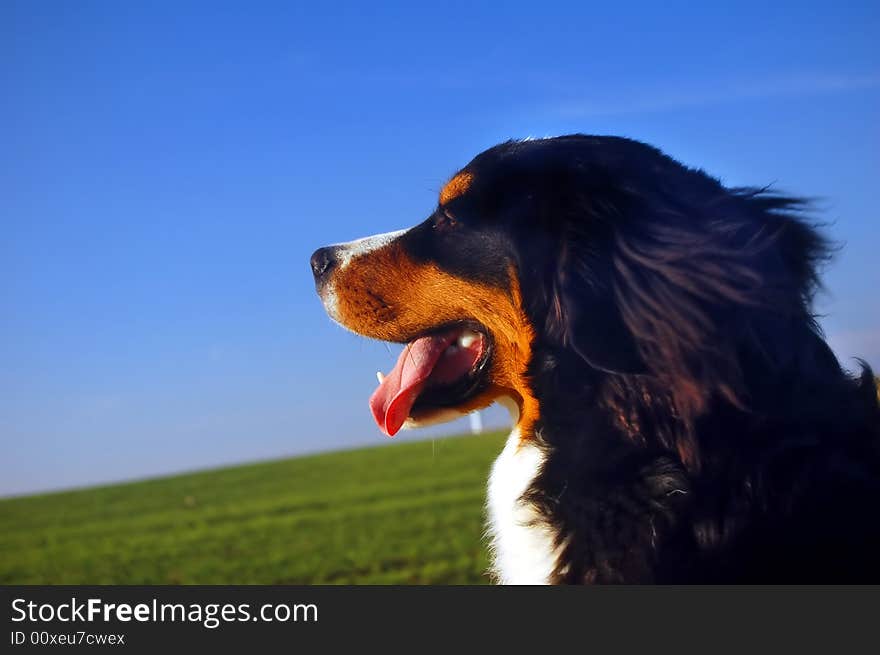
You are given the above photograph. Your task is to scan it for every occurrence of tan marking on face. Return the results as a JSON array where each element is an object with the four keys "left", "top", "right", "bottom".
[
  {"left": 329, "top": 242, "right": 540, "bottom": 437},
  {"left": 439, "top": 171, "right": 474, "bottom": 206}
]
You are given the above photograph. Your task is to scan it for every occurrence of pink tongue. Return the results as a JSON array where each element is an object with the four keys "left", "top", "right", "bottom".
[{"left": 369, "top": 332, "right": 458, "bottom": 437}]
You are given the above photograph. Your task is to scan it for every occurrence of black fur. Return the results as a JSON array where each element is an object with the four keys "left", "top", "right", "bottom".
[{"left": 441, "top": 135, "right": 880, "bottom": 583}]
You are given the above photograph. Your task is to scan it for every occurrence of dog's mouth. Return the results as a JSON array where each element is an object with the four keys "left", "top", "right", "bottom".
[{"left": 369, "top": 323, "right": 492, "bottom": 437}]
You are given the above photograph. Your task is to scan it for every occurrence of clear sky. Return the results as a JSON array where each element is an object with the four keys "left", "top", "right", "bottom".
[{"left": 2, "top": 1, "right": 878, "bottom": 496}]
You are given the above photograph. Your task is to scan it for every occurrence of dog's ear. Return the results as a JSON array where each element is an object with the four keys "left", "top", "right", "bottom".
[
  {"left": 605, "top": 195, "right": 817, "bottom": 419},
  {"left": 546, "top": 197, "right": 646, "bottom": 375},
  {"left": 552, "top": 259, "right": 645, "bottom": 375},
  {"left": 549, "top": 185, "right": 821, "bottom": 419}
]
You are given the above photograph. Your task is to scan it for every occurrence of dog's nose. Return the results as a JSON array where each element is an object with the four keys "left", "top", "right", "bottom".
[{"left": 310, "top": 246, "right": 339, "bottom": 282}]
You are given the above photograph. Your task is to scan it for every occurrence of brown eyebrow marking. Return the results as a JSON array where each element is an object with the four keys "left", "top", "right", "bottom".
[{"left": 439, "top": 171, "right": 474, "bottom": 205}]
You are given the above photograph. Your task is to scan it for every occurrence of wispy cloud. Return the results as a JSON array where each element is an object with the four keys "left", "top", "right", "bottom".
[{"left": 552, "top": 72, "right": 880, "bottom": 118}]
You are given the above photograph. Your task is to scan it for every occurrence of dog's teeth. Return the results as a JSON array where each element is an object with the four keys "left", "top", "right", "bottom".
[
  {"left": 376, "top": 371, "right": 385, "bottom": 383},
  {"left": 458, "top": 330, "right": 479, "bottom": 349}
]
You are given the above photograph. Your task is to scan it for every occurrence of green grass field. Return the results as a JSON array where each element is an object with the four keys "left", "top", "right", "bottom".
[{"left": 0, "top": 431, "right": 506, "bottom": 585}]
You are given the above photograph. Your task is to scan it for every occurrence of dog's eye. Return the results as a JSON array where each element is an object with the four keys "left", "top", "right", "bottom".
[{"left": 432, "top": 210, "right": 459, "bottom": 232}]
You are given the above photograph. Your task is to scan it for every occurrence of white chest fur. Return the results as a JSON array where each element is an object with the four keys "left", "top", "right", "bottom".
[{"left": 486, "top": 428, "right": 560, "bottom": 584}]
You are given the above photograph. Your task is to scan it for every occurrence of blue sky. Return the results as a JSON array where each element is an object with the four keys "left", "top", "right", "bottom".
[{"left": 2, "top": 1, "right": 878, "bottom": 496}]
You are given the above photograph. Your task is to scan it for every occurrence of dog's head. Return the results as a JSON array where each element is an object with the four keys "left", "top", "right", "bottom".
[{"left": 311, "top": 135, "right": 828, "bottom": 438}]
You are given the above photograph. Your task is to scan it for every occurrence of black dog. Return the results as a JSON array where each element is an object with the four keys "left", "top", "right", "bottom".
[{"left": 311, "top": 135, "right": 880, "bottom": 583}]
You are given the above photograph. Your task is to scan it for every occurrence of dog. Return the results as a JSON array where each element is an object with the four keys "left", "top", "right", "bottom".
[{"left": 310, "top": 135, "right": 880, "bottom": 583}]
